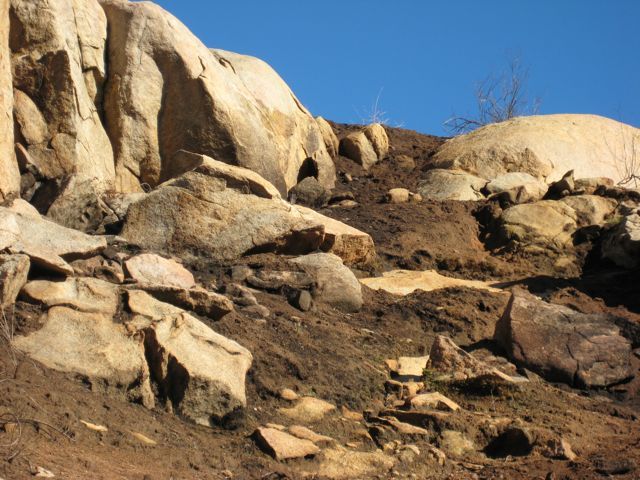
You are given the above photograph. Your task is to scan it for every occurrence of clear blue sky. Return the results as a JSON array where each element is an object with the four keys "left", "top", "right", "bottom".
[{"left": 154, "top": 0, "right": 639, "bottom": 136}]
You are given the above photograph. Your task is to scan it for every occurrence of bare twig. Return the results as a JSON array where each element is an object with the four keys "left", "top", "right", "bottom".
[
  {"left": 604, "top": 125, "right": 640, "bottom": 188},
  {"left": 445, "top": 55, "right": 541, "bottom": 135}
]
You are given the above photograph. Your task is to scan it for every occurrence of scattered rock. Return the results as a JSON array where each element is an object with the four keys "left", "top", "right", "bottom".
[
  {"left": 0, "top": 254, "right": 30, "bottom": 307},
  {"left": 253, "top": 427, "right": 320, "bottom": 460},
  {"left": 339, "top": 131, "right": 379, "bottom": 170},
  {"left": 409, "top": 392, "right": 460, "bottom": 412},
  {"left": 287, "top": 425, "right": 334, "bottom": 444},
  {"left": 417, "top": 169, "right": 487, "bottom": 201},
  {"left": 289, "top": 253, "right": 363, "bottom": 313},
  {"left": 133, "top": 284, "right": 234, "bottom": 320},
  {"left": 386, "top": 188, "right": 411, "bottom": 204},
  {"left": 80, "top": 420, "right": 108, "bottom": 433},
  {"left": 279, "top": 388, "right": 299, "bottom": 401},
  {"left": 387, "top": 356, "right": 429, "bottom": 381},
  {"left": 130, "top": 431, "right": 157, "bottom": 446},
  {"left": 317, "top": 446, "right": 395, "bottom": 479},
  {"left": 125, "top": 254, "right": 195, "bottom": 289},
  {"left": 545, "top": 437, "right": 577, "bottom": 461},
  {"left": 279, "top": 396, "right": 336, "bottom": 423},
  {"left": 494, "top": 289, "right": 633, "bottom": 388},
  {"left": 360, "top": 270, "right": 502, "bottom": 296}
]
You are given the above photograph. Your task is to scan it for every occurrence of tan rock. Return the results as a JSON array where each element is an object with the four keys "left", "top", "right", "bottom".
[
  {"left": 10, "top": 0, "right": 114, "bottom": 228},
  {"left": 433, "top": 114, "right": 640, "bottom": 183},
  {"left": 132, "top": 284, "right": 233, "bottom": 321},
  {"left": 316, "top": 117, "right": 339, "bottom": 158},
  {"left": 485, "top": 172, "right": 548, "bottom": 203},
  {"left": 279, "top": 396, "right": 336, "bottom": 423},
  {"left": 12, "top": 306, "right": 153, "bottom": 406},
  {"left": 363, "top": 123, "right": 389, "bottom": 160},
  {"left": 340, "top": 131, "right": 378, "bottom": 170},
  {"left": 498, "top": 200, "right": 578, "bottom": 248},
  {"left": 317, "top": 447, "right": 395, "bottom": 479},
  {"left": 289, "top": 253, "right": 363, "bottom": 313},
  {"left": 99, "top": 0, "right": 333, "bottom": 195},
  {"left": 559, "top": 195, "right": 617, "bottom": 227},
  {"left": 0, "top": 254, "right": 30, "bottom": 307},
  {"left": 360, "top": 270, "right": 502, "bottom": 296},
  {"left": 602, "top": 212, "right": 640, "bottom": 268},
  {"left": 21, "top": 278, "right": 119, "bottom": 315},
  {"left": 386, "top": 188, "right": 411, "bottom": 204},
  {"left": 253, "top": 427, "right": 320, "bottom": 460},
  {"left": 127, "top": 290, "right": 253, "bottom": 424},
  {"left": 574, "top": 177, "right": 614, "bottom": 193},
  {"left": 0, "top": 0, "right": 18, "bottom": 201},
  {"left": 280, "top": 388, "right": 299, "bottom": 401},
  {"left": 125, "top": 254, "right": 195, "bottom": 289},
  {"left": 293, "top": 206, "right": 376, "bottom": 267},
  {"left": 0, "top": 206, "right": 107, "bottom": 275},
  {"left": 288, "top": 425, "right": 334, "bottom": 444},
  {"left": 418, "top": 169, "right": 487, "bottom": 201},
  {"left": 409, "top": 392, "right": 461, "bottom": 412},
  {"left": 395, "top": 155, "right": 416, "bottom": 171},
  {"left": 387, "top": 356, "right": 429, "bottom": 381}
]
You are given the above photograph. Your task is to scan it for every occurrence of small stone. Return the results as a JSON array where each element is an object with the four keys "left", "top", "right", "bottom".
[
  {"left": 253, "top": 427, "right": 320, "bottom": 460},
  {"left": 386, "top": 188, "right": 410, "bottom": 204},
  {"left": 288, "top": 425, "right": 334, "bottom": 444},
  {"left": 125, "top": 254, "right": 195, "bottom": 289},
  {"left": 289, "top": 289, "right": 312, "bottom": 312},
  {"left": 279, "top": 396, "right": 336, "bottom": 423},
  {"left": 409, "top": 392, "right": 460, "bottom": 412},
  {"left": 280, "top": 388, "right": 299, "bottom": 401}
]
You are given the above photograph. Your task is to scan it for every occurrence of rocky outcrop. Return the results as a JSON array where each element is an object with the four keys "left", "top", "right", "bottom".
[
  {"left": 289, "top": 253, "right": 363, "bottom": 313},
  {"left": 433, "top": 114, "right": 640, "bottom": 183},
  {"left": 10, "top": 0, "right": 115, "bottom": 228},
  {"left": 100, "top": 0, "right": 333, "bottom": 196},
  {"left": 0, "top": 0, "right": 17, "bottom": 201},
  {"left": 495, "top": 290, "right": 633, "bottom": 388},
  {"left": 418, "top": 169, "right": 487, "bottom": 201}
]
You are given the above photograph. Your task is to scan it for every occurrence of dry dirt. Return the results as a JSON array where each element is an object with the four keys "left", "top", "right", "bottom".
[{"left": 1, "top": 124, "right": 639, "bottom": 479}]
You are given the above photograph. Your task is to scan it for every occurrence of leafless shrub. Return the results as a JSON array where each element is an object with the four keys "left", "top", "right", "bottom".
[
  {"left": 608, "top": 128, "right": 640, "bottom": 188},
  {"left": 356, "top": 88, "right": 390, "bottom": 126},
  {"left": 445, "top": 55, "right": 541, "bottom": 135}
]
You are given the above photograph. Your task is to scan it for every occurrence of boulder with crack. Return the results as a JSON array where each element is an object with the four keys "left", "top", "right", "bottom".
[
  {"left": 127, "top": 290, "right": 253, "bottom": 425},
  {"left": 494, "top": 289, "right": 633, "bottom": 388},
  {"left": 100, "top": 0, "right": 334, "bottom": 195}
]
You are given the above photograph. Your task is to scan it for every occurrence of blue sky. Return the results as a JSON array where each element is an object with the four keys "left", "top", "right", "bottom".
[{"left": 154, "top": 1, "right": 639, "bottom": 136}]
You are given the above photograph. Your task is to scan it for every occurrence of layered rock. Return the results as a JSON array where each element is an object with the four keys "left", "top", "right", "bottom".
[
  {"left": 100, "top": 0, "right": 333, "bottom": 196},
  {"left": 10, "top": 0, "right": 114, "bottom": 228},
  {"left": 433, "top": 114, "right": 640, "bottom": 183},
  {"left": 495, "top": 290, "right": 633, "bottom": 388}
]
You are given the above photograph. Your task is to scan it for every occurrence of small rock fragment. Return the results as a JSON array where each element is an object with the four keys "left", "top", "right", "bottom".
[{"left": 253, "top": 427, "right": 320, "bottom": 460}]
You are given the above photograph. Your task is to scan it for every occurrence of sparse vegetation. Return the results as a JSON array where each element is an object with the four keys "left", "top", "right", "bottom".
[{"left": 445, "top": 55, "right": 541, "bottom": 135}]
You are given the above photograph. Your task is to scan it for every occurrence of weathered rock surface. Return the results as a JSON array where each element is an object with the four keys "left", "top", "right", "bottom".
[
  {"left": 317, "top": 447, "right": 395, "bottom": 479},
  {"left": 360, "top": 270, "right": 501, "bottom": 296},
  {"left": 289, "top": 253, "right": 363, "bottom": 313},
  {"left": 124, "top": 254, "right": 195, "bottom": 289},
  {"left": 289, "top": 176, "right": 328, "bottom": 208},
  {"left": 418, "top": 169, "right": 487, "bottom": 201},
  {"left": 339, "top": 131, "right": 379, "bottom": 170},
  {"left": 120, "top": 169, "right": 324, "bottom": 264},
  {"left": 279, "top": 396, "right": 336, "bottom": 423},
  {"left": 100, "top": 0, "right": 333, "bottom": 195},
  {"left": 133, "top": 284, "right": 233, "bottom": 321},
  {"left": 602, "top": 213, "right": 640, "bottom": 268},
  {"left": 253, "top": 427, "right": 320, "bottom": 460},
  {"left": 10, "top": 0, "right": 115, "bottom": 228},
  {"left": 316, "top": 116, "right": 340, "bottom": 158},
  {"left": 0, "top": 206, "right": 106, "bottom": 275},
  {"left": 294, "top": 206, "right": 376, "bottom": 267},
  {"left": 0, "top": 254, "right": 29, "bottom": 307},
  {"left": 497, "top": 200, "right": 578, "bottom": 249},
  {"left": 559, "top": 195, "right": 617, "bottom": 227},
  {"left": 409, "top": 392, "right": 461, "bottom": 412},
  {"left": 127, "top": 290, "right": 253, "bottom": 425},
  {"left": 495, "top": 290, "right": 633, "bottom": 388},
  {"left": 363, "top": 123, "right": 389, "bottom": 160},
  {"left": 0, "top": 0, "right": 17, "bottom": 201},
  {"left": 13, "top": 278, "right": 153, "bottom": 405},
  {"left": 485, "top": 172, "right": 547, "bottom": 204},
  {"left": 433, "top": 114, "right": 640, "bottom": 183}
]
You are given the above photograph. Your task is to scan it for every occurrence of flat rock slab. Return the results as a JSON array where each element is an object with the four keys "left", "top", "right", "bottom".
[
  {"left": 253, "top": 427, "right": 320, "bottom": 460},
  {"left": 0, "top": 207, "right": 106, "bottom": 275},
  {"left": 409, "top": 392, "right": 461, "bottom": 412},
  {"left": 278, "top": 396, "right": 336, "bottom": 423},
  {"left": 360, "top": 270, "right": 502, "bottom": 296},
  {"left": 495, "top": 289, "right": 633, "bottom": 388},
  {"left": 316, "top": 447, "right": 395, "bottom": 479},
  {"left": 22, "top": 278, "right": 120, "bottom": 315},
  {"left": 125, "top": 254, "right": 195, "bottom": 289}
]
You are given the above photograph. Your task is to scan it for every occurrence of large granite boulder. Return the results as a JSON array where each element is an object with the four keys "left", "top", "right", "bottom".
[
  {"left": 100, "top": 0, "right": 334, "bottom": 195},
  {"left": 10, "top": 0, "right": 115, "bottom": 228},
  {"left": 602, "top": 212, "right": 640, "bottom": 268},
  {"left": 433, "top": 114, "right": 640, "bottom": 183},
  {"left": 495, "top": 290, "right": 633, "bottom": 388}
]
